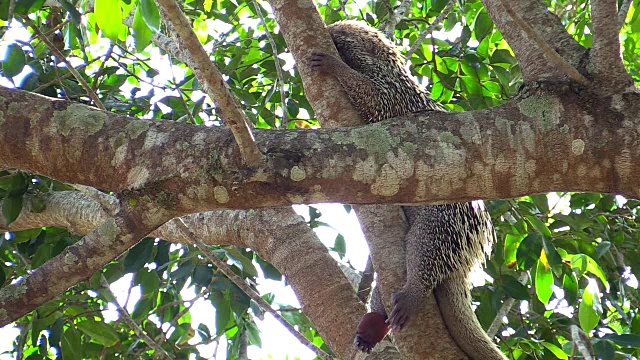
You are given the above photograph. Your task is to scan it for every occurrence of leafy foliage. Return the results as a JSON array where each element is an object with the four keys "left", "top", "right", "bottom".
[{"left": 1, "top": 0, "right": 640, "bottom": 359}]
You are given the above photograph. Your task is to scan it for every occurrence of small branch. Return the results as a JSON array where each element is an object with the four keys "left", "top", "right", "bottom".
[
  {"left": 487, "top": 272, "right": 528, "bottom": 338},
  {"left": 618, "top": 0, "right": 633, "bottom": 27},
  {"left": 570, "top": 325, "right": 594, "bottom": 360},
  {"left": 23, "top": 17, "right": 106, "bottom": 110},
  {"left": 174, "top": 220, "right": 333, "bottom": 360},
  {"left": 72, "top": 184, "right": 119, "bottom": 214},
  {"left": 155, "top": 0, "right": 263, "bottom": 166},
  {"left": 383, "top": 0, "right": 412, "bottom": 38},
  {"left": 497, "top": 0, "right": 591, "bottom": 87},
  {"left": 590, "top": 0, "right": 630, "bottom": 91},
  {"left": 8, "top": 0, "right": 16, "bottom": 22},
  {"left": 99, "top": 275, "right": 173, "bottom": 360},
  {"left": 406, "top": 0, "right": 455, "bottom": 58},
  {"left": 237, "top": 328, "right": 249, "bottom": 360},
  {"left": 356, "top": 256, "right": 374, "bottom": 303},
  {"left": 251, "top": 0, "right": 288, "bottom": 125}
]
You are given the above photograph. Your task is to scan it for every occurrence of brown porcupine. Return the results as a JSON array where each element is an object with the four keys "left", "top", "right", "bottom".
[{"left": 311, "top": 20, "right": 507, "bottom": 359}]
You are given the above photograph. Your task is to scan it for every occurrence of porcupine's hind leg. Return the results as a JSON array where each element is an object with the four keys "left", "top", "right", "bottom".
[{"left": 388, "top": 205, "right": 476, "bottom": 331}]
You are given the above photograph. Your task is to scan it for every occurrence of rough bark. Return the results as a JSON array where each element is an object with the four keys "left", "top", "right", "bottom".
[
  {"left": 482, "top": 0, "right": 587, "bottom": 82},
  {"left": 267, "top": 0, "right": 460, "bottom": 357},
  {"left": 0, "top": 191, "right": 363, "bottom": 355},
  {"left": 2, "top": 86, "right": 640, "bottom": 209}
]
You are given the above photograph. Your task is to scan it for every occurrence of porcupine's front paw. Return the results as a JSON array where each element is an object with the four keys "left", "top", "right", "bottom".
[
  {"left": 388, "top": 290, "right": 417, "bottom": 331},
  {"left": 310, "top": 52, "right": 341, "bottom": 74}
]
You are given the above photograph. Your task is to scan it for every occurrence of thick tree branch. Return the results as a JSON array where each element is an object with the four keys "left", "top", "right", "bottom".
[
  {"left": 155, "top": 0, "right": 263, "bottom": 166},
  {"left": 497, "top": 0, "right": 590, "bottom": 86},
  {"left": 481, "top": 0, "right": 587, "bottom": 82},
  {"left": 267, "top": 0, "right": 364, "bottom": 127},
  {"left": 589, "top": 0, "right": 632, "bottom": 92},
  {"left": 0, "top": 191, "right": 365, "bottom": 356},
  {"left": 143, "top": 4, "right": 365, "bottom": 354},
  {"left": 176, "top": 220, "right": 332, "bottom": 360},
  {"left": 2, "top": 86, "right": 640, "bottom": 211},
  {"left": 0, "top": 205, "right": 176, "bottom": 325},
  {"left": 268, "top": 2, "right": 469, "bottom": 357}
]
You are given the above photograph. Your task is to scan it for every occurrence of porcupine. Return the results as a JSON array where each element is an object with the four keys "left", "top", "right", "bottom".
[{"left": 311, "top": 20, "right": 506, "bottom": 359}]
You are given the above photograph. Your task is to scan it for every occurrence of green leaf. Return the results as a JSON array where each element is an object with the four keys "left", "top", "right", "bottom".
[
  {"left": 490, "top": 49, "right": 516, "bottom": 65},
  {"left": 11, "top": 0, "right": 46, "bottom": 14},
  {"left": 153, "top": 239, "right": 171, "bottom": 274},
  {"left": 535, "top": 257, "right": 553, "bottom": 304},
  {"left": 2, "top": 195, "right": 23, "bottom": 225},
  {"left": 516, "top": 233, "right": 543, "bottom": 269},
  {"left": 32, "top": 243, "right": 53, "bottom": 268},
  {"left": 579, "top": 279, "right": 602, "bottom": 332},
  {"left": 286, "top": 98, "right": 300, "bottom": 118},
  {"left": 94, "top": 0, "right": 123, "bottom": 42},
  {"left": 0, "top": 263, "right": 5, "bottom": 285},
  {"left": 133, "top": 5, "right": 153, "bottom": 52},
  {"left": 473, "top": 10, "right": 493, "bottom": 42},
  {"left": 570, "top": 254, "right": 609, "bottom": 289},
  {"left": 192, "top": 264, "right": 214, "bottom": 287},
  {"left": 504, "top": 233, "right": 522, "bottom": 267},
  {"left": 124, "top": 237, "right": 154, "bottom": 273},
  {"left": 244, "top": 322, "right": 261, "bottom": 346},
  {"left": 501, "top": 274, "right": 529, "bottom": 300},
  {"left": 211, "top": 292, "right": 231, "bottom": 335},
  {"left": 541, "top": 237, "right": 562, "bottom": 267},
  {"left": 130, "top": 297, "right": 153, "bottom": 320},
  {"left": 255, "top": 255, "right": 282, "bottom": 281},
  {"left": 76, "top": 319, "right": 119, "bottom": 347},
  {"left": 61, "top": 325, "right": 82, "bottom": 360},
  {"left": 542, "top": 341, "right": 568, "bottom": 359},
  {"left": 562, "top": 271, "right": 578, "bottom": 306},
  {"left": 602, "top": 334, "right": 640, "bottom": 347},
  {"left": 138, "top": 0, "right": 160, "bottom": 33},
  {"left": 136, "top": 269, "right": 160, "bottom": 298},
  {"left": 225, "top": 248, "right": 258, "bottom": 277},
  {"left": 1, "top": 44, "right": 26, "bottom": 78},
  {"left": 525, "top": 215, "right": 552, "bottom": 238},
  {"left": 333, "top": 234, "right": 346, "bottom": 258}
]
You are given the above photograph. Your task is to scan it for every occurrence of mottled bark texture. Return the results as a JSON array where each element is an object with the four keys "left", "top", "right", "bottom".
[
  {"left": 2, "top": 87, "right": 640, "bottom": 210},
  {"left": 0, "top": 191, "right": 363, "bottom": 355}
]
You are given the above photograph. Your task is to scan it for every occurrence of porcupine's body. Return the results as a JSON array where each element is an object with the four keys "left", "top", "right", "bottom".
[{"left": 311, "top": 21, "right": 506, "bottom": 359}]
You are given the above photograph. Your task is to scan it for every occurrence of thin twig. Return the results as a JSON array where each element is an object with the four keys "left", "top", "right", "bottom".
[
  {"left": 23, "top": 17, "right": 106, "bottom": 110},
  {"left": 174, "top": 219, "right": 333, "bottom": 360},
  {"left": 498, "top": 0, "right": 591, "bottom": 87},
  {"left": 487, "top": 272, "right": 528, "bottom": 338},
  {"left": 570, "top": 325, "right": 594, "bottom": 360},
  {"left": 8, "top": 0, "right": 16, "bottom": 22},
  {"left": 407, "top": 0, "right": 455, "bottom": 58},
  {"left": 99, "top": 275, "right": 174, "bottom": 360},
  {"left": 155, "top": 0, "right": 263, "bottom": 166},
  {"left": 91, "top": 45, "right": 115, "bottom": 92},
  {"left": 383, "top": 0, "right": 412, "bottom": 38},
  {"left": 618, "top": 0, "right": 632, "bottom": 28},
  {"left": 356, "top": 256, "right": 374, "bottom": 302},
  {"left": 251, "top": 0, "right": 288, "bottom": 125}
]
